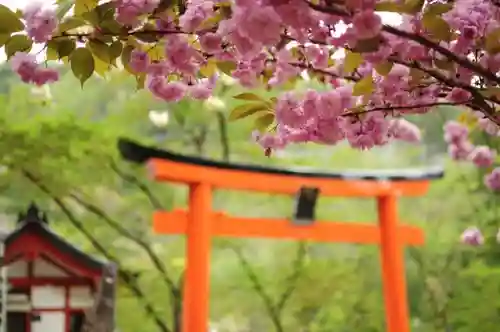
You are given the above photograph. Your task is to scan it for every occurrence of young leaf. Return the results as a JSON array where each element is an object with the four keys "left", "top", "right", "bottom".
[
  {"left": 135, "top": 73, "right": 146, "bottom": 90},
  {"left": 424, "top": 2, "right": 453, "bottom": 15},
  {"left": 141, "top": 43, "right": 164, "bottom": 61},
  {"left": 401, "top": 0, "right": 425, "bottom": 14},
  {"left": 481, "top": 87, "right": 500, "bottom": 99},
  {"left": 88, "top": 40, "right": 111, "bottom": 63},
  {"left": 56, "top": 0, "right": 73, "bottom": 19},
  {"left": 353, "top": 36, "right": 382, "bottom": 53},
  {"left": 92, "top": 54, "right": 111, "bottom": 77},
  {"left": 352, "top": 76, "right": 375, "bottom": 96},
  {"left": 233, "top": 93, "right": 264, "bottom": 102},
  {"left": 109, "top": 41, "right": 123, "bottom": 62},
  {"left": 57, "top": 17, "right": 87, "bottom": 33},
  {"left": 121, "top": 45, "right": 134, "bottom": 73},
  {"left": 343, "top": 51, "right": 363, "bottom": 73},
  {"left": 254, "top": 113, "right": 275, "bottom": 132},
  {"left": 70, "top": 48, "right": 95, "bottom": 87},
  {"left": 0, "top": 34, "right": 9, "bottom": 48},
  {"left": 216, "top": 61, "right": 236, "bottom": 75},
  {"left": 374, "top": 1, "right": 404, "bottom": 12},
  {"left": 229, "top": 104, "right": 268, "bottom": 121},
  {"left": 421, "top": 15, "right": 452, "bottom": 41},
  {"left": 0, "top": 4, "right": 24, "bottom": 34},
  {"left": 5, "top": 35, "right": 33, "bottom": 58},
  {"left": 199, "top": 59, "right": 217, "bottom": 77},
  {"left": 485, "top": 29, "right": 500, "bottom": 54},
  {"left": 374, "top": 61, "right": 393, "bottom": 76},
  {"left": 75, "top": 0, "right": 98, "bottom": 16}
]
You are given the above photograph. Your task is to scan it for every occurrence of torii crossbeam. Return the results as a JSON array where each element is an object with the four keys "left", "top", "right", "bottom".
[{"left": 118, "top": 138, "right": 444, "bottom": 332}]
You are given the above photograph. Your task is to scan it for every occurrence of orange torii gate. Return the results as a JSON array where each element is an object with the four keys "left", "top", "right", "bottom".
[{"left": 118, "top": 138, "right": 444, "bottom": 332}]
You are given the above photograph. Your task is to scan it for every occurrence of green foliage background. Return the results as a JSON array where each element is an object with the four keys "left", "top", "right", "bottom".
[{"left": 0, "top": 65, "right": 495, "bottom": 332}]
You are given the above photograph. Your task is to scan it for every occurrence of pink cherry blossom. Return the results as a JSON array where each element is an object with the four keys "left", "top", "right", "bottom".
[
  {"left": 460, "top": 227, "right": 484, "bottom": 246},
  {"left": 129, "top": 50, "right": 150, "bottom": 73},
  {"left": 23, "top": 2, "right": 58, "bottom": 43},
  {"left": 10, "top": 52, "right": 58, "bottom": 85},
  {"left": 352, "top": 10, "right": 382, "bottom": 40},
  {"left": 469, "top": 146, "right": 495, "bottom": 167},
  {"left": 485, "top": 167, "right": 500, "bottom": 191}
]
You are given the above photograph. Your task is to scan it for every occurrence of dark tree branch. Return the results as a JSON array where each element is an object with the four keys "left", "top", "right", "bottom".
[
  {"left": 67, "top": 192, "right": 178, "bottom": 293},
  {"left": 109, "top": 161, "right": 164, "bottom": 210},
  {"left": 215, "top": 111, "right": 230, "bottom": 162},
  {"left": 21, "top": 169, "right": 171, "bottom": 332},
  {"left": 276, "top": 242, "right": 307, "bottom": 314},
  {"left": 229, "top": 242, "right": 308, "bottom": 331},
  {"left": 305, "top": 1, "right": 500, "bottom": 86},
  {"left": 230, "top": 246, "right": 284, "bottom": 331}
]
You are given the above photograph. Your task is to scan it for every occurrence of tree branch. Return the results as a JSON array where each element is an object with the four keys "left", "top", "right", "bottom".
[
  {"left": 275, "top": 242, "right": 307, "bottom": 314},
  {"left": 21, "top": 169, "right": 171, "bottom": 332},
  {"left": 109, "top": 161, "right": 164, "bottom": 210},
  {"left": 229, "top": 246, "right": 284, "bottom": 331},
  {"left": 306, "top": 1, "right": 500, "bottom": 86},
  {"left": 215, "top": 110, "right": 230, "bottom": 162},
  {"left": 67, "top": 192, "right": 178, "bottom": 293}
]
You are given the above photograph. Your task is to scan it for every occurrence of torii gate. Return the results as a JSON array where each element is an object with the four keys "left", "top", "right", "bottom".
[{"left": 118, "top": 138, "right": 444, "bottom": 332}]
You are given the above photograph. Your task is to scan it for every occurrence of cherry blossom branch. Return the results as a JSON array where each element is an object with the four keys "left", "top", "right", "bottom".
[
  {"left": 351, "top": 101, "right": 471, "bottom": 116},
  {"left": 305, "top": 1, "right": 500, "bottom": 86}
]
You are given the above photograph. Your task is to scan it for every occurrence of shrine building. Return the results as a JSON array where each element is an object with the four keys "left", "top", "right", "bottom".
[{"left": 0, "top": 203, "right": 115, "bottom": 332}]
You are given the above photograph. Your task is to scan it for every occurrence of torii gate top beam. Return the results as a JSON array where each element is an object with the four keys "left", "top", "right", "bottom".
[{"left": 118, "top": 138, "right": 444, "bottom": 197}]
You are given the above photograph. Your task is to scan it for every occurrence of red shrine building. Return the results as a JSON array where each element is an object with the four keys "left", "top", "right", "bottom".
[{"left": 0, "top": 203, "right": 114, "bottom": 332}]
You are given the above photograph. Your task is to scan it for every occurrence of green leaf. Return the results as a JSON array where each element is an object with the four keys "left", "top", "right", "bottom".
[
  {"left": 352, "top": 76, "right": 375, "bottom": 96},
  {"left": 109, "top": 41, "right": 123, "bottom": 61},
  {"left": 92, "top": 54, "right": 111, "bottom": 77},
  {"left": 70, "top": 48, "right": 95, "bottom": 87},
  {"left": 401, "top": 0, "right": 425, "bottom": 14},
  {"left": 0, "top": 34, "right": 9, "bottom": 47},
  {"left": 424, "top": 2, "right": 453, "bottom": 15},
  {"left": 374, "top": 61, "right": 393, "bottom": 76},
  {"left": 216, "top": 61, "right": 236, "bottom": 75},
  {"left": 121, "top": 45, "right": 134, "bottom": 73},
  {"left": 56, "top": 0, "right": 73, "bottom": 19},
  {"left": 0, "top": 4, "right": 24, "bottom": 34},
  {"left": 134, "top": 29, "right": 162, "bottom": 43},
  {"left": 374, "top": 1, "right": 404, "bottom": 12},
  {"left": 88, "top": 40, "right": 111, "bottom": 63},
  {"left": 343, "top": 51, "right": 363, "bottom": 73},
  {"left": 5, "top": 35, "right": 33, "bottom": 59},
  {"left": 481, "top": 87, "right": 500, "bottom": 99},
  {"left": 75, "top": 0, "right": 98, "bottom": 16},
  {"left": 46, "top": 39, "right": 76, "bottom": 60},
  {"left": 254, "top": 113, "right": 275, "bottom": 132},
  {"left": 229, "top": 103, "right": 268, "bottom": 121},
  {"left": 58, "top": 17, "right": 87, "bottom": 33},
  {"left": 46, "top": 43, "right": 59, "bottom": 61},
  {"left": 421, "top": 14, "right": 452, "bottom": 41},
  {"left": 485, "top": 29, "right": 500, "bottom": 54},
  {"left": 99, "top": 19, "right": 124, "bottom": 35},
  {"left": 135, "top": 73, "right": 146, "bottom": 90},
  {"left": 352, "top": 36, "right": 382, "bottom": 53},
  {"left": 200, "top": 60, "right": 217, "bottom": 77},
  {"left": 233, "top": 93, "right": 265, "bottom": 102}
]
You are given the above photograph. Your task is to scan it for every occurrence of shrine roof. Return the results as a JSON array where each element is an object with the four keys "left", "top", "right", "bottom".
[
  {"left": 4, "top": 203, "right": 106, "bottom": 272},
  {"left": 117, "top": 138, "right": 444, "bottom": 181}
]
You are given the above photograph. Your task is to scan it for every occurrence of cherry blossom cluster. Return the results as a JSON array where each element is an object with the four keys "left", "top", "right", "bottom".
[
  {"left": 9, "top": 0, "right": 500, "bottom": 189},
  {"left": 443, "top": 119, "right": 500, "bottom": 190},
  {"left": 460, "top": 226, "right": 500, "bottom": 246}
]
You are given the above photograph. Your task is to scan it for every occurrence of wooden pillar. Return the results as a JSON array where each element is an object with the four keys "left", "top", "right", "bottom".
[
  {"left": 182, "top": 183, "right": 212, "bottom": 332},
  {"left": 378, "top": 194, "right": 410, "bottom": 332}
]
